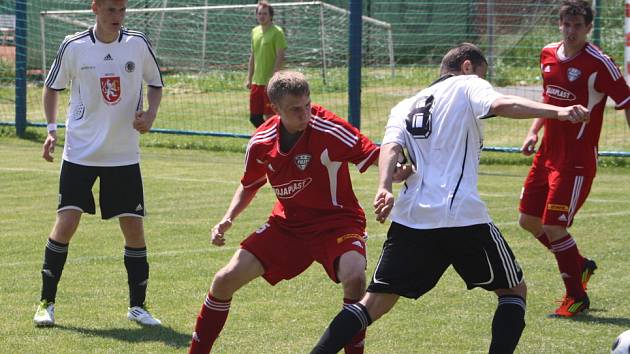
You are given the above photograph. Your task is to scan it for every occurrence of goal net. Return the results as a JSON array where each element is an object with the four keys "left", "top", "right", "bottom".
[{"left": 40, "top": 1, "right": 395, "bottom": 80}]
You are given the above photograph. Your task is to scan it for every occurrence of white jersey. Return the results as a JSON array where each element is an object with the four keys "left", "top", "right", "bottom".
[
  {"left": 45, "top": 26, "right": 163, "bottom": 166},
  {"left": 382, "top": 74, "right": 503, "bottom": 228}
]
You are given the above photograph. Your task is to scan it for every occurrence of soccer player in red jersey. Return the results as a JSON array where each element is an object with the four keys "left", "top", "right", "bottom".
[
  {"left": 188, "top": 71, "right": 382, "bottom": 354},
  {"left": 518, "top": 0, "right": 630, "bottom": 317}
]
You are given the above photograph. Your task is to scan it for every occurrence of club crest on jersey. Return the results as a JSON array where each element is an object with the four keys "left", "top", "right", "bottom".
[
  {"left": 100, "top": 76, "right": 121, "bottom": 104},
  {"left": 567, "top": 67, "right": 581, "bottom": 82},
  {"left": 294, "top": 154, "right": 312, "bottom": 171},
  {"left": 272, "top": 178, "right": 312, "bottom": 199},
  {"left": 125, "top": 61, "right": 135, "bottom": 73}
]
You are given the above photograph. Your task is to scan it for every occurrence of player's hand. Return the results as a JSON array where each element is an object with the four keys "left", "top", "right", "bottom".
[
  {"left": 42, "top": 131, "right": 57, "bottom": 162},
  {"left": 520, "top": 132, "right": 538, "bottom": 156},
  {"left": 558, "top": 105, "right": 589, "bottom": 124},
  {"left": 392, "top": 163, "right": 413, "bottom": 183},
  {"left": 245, "top": 80, "right": 252, "bottom": 90},
  {"left": 211, "top": 218, "right": 233, "bottom": 246},
  {"left": 133, "top": 110, "right": 156, "bottom": 134},
  {"left": 374, "top": 189, "right": 394, "bottom": 224}
]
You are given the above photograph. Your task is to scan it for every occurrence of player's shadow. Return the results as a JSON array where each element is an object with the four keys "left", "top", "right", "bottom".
[
  {"left": 54, "top": 324, "right": 191, "bottom": 348},
  {"left": 551, "top": 308, "right": 630, "bottom": 327}
]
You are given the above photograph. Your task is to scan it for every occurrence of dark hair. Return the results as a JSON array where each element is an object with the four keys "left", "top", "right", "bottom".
[
  {"left": 256, "top": 1, "right": 274, "bottom": 19},
  {"left": 559, "top": 0, "right": 594, "bottom": 25},
  {"left": 267, "top": 71, "right": 310, "bottom": 104},
  {"left": 440, "top": 43, "right": 487, "bottom": 75}
]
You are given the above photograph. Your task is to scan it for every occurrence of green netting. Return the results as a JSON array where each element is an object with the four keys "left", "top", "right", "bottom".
[{"left": 0, "top": 0, "right": 628, "bottom": 153}]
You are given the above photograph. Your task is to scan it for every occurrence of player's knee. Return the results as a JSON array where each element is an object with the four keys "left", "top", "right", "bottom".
[
  {"left": 496, "top": 281, "right": 527, "bottom": 300},
  {"left": 518, "top": 214, "right": 540, "bottom": 235}
]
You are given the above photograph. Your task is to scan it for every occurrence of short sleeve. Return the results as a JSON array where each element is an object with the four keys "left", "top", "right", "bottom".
[
  {"left": 240, "top": 141, "right": 268, "bottom": 190},
  {"left": 466, "top": 77, "right": 504, "bottom": 119},
  {"left": 44, "top": 38, "right": 74, "bottom": 90},
  {"left": 382, "top": 99, "right": 410, "bottom": 147},
  {"left": 142, "top": 39, "right": 163, "bottom": 88},
  {"left": 312, "top": 106, "right": 379, "bottom": 173},
  {"left": 275, "top": 27, "right": 288, "bottom": 50},
  {"left": 593, "top": 57, "right": 630, "bottom": 110}
]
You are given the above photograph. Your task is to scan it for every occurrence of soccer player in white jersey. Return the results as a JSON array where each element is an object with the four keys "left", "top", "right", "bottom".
[
  {"left": 311, "top": 43, "right": 590, "bottom": 354},
  {"left": 188, "top": 71, "right": 385, "bottom": 354},
  {"left": 33, "top": 0, "right": 163, "bottom": 327}
]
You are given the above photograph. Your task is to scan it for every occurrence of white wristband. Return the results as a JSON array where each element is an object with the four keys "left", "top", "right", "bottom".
[{"left": 47, "top": 123, "right": 57, "bottom": 132}]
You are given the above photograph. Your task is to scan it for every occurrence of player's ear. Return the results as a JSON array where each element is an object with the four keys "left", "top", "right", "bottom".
[
  {"left": 461, "top": 60, "right": 473, "bottom": 75},
  {"left": 270, "top": 102, "right": 280, "bottom": 115}
]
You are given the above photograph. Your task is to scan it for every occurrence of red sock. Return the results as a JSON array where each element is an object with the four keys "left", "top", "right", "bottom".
[
  {"left": 343, "top": 298, "right": 366, "bottom": 354},
  {"left": 535, "top": 232, "right": 552, "bottom": 250},
  {"left": 188, "top": 293, "right": 231, "bottom": 354},
  {"left": 550, "top": 235, "right": 586, "bottom": 299}
]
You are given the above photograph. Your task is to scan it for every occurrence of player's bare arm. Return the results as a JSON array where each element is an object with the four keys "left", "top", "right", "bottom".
[
  {"left": 490, "top": 95, "right": 589, "bottom": 123},
  {"left": 273, "top": 47, "right": 286, "bottom": 73},
  {"left": 245, "top": 52, "right": 254, "bottom": 89},
  {"left": 133, "top": 86, "right": 162, "bottom": 134},
  {"left": 521, "top": 118, "right": 544, "bottom": 156},
  {"left": 42, "top": 87, "right": 59, "bottom": 162},
  {"left": 211, "top": 184, "right": 259, "bottom": 246},
  {"left": 374, "top": 142, "right": 402, "bottom": 223},
  {"left": 625, "top": 108, "right": 630, "bottom": 129}
]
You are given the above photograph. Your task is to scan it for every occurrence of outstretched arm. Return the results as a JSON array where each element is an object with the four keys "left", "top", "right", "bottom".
[
  {"left": 374, "top": 143, "right": 402, "bottom": 223},
  {"left": 490, "top": 95, "right": 589, "bottom": 123},
  {"left": 211, "top": 184, "right": 260, "bottom": 246}
]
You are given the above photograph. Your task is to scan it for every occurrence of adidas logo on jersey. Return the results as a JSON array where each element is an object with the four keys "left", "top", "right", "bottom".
[{"left": 104, "top": 53, "right": 113, "bottom": 61}]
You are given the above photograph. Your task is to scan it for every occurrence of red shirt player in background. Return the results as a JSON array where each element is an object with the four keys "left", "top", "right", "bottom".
[
  {"left": 518, "top": 0, "right": 630, "bottom": 317},
  {"left": 189, "top": 71, "right": 385, "bottom": 354}
]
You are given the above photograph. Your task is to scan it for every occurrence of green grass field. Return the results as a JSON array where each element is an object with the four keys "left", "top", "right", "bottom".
[{"left": 1, "top": 135, "right": 630, "bottom": 353}]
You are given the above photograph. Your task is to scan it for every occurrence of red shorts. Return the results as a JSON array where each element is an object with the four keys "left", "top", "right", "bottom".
[
  {"left": 249, "top": 84, "right": 273, "bottom": 116},
  {"left": 240, "top": 218, "right": 367, "bottom": 285},
  {"left": 519, "top": 163, "right": 594, "bottom": 227}
]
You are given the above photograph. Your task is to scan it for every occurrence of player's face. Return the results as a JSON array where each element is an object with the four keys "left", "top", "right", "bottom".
[
  {"left": 93, "top": 0, "right": 127, "bottom": 36},
  {"left": 274, "top": 94, "right": 312, "bottom": 134},
  {"left": 559, "top": 14, "right": 591, "bottom": 49},
  {"left": 256, "top": 7, "right": 272, "bottom": 26}
]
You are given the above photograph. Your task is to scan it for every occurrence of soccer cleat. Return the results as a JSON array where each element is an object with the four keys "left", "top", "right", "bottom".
[
  {"left": 553, "top": 294, "right": 590, "bottom": 317},
  {"left": 127, "top": 306, "right": 162, "bottom": 326},
  {"left": 34, "top": 300, "right": 55, "bottom": 326},
  {"left": 580, "top": 258, "right": 597, "bottom": 290}
]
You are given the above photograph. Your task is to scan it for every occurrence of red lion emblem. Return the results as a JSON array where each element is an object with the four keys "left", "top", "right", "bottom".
[{"left": 100, "top": 76, "right": 121, "bottom": 104}]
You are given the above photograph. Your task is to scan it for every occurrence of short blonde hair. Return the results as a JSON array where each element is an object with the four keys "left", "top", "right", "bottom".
[{"left": 267, "top": 71, "right": 310, "bottom": 104}]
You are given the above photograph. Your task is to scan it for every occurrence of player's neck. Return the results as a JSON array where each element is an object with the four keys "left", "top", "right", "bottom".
[
  {"left": 260, "top": 22, "right": 272, "bottom": 31},
  {"left": 93, "top": 24, "right": 120, "bottom": 43},
  {"left": 279, "top": 124, "right": 302, "bottom": 153},
  {"left": 561, "top": 41, "right": 586, "bottom": 59}
]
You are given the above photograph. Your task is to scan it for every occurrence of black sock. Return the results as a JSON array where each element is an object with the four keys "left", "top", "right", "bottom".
[
  {"left": 249, "top": 114, "right": 264, "bottom": 128},
  {"left": 311, "top": 303, "right": 372, "bottom": 354},
  {"left": 124, "top": 246, "right": 149, "bottom": 308},
  {"left": 40, "top": 238, "right": 69, "bottom": 303},
  {"left": 489, "top": 295, "right": 526, "bottom": 354}
]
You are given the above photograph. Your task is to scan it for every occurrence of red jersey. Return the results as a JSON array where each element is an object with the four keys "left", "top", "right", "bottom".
[
  {"left": 535, "top": 42, "right": 630, "bottom": 175},
  {"left": 241, "top": 104, "right": 379, "bottom": 234}
]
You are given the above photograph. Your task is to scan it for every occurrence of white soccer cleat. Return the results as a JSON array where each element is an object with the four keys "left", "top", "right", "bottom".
[
  {"left": 127, "top": 306, "right": 162, "bottom": 326},
  {"left": 34, "top": 300, "right": 55, "bottom": 326}
]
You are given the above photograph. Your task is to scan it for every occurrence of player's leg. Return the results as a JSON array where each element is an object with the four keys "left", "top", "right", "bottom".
[
  {"left": 100, "top": 163, "right": 159, "bottom": 325},
  {"left": 450, "top": 223, "right": 526, "bottom": 354},
  {"left": 249, "top": 84, "right": 266, "bottom": 127},
  {"left": 542, "top": 172, "right": 595, "bottom": 316},
  {"left": 35, "top": 161, "right": 96, "bottom": 326},
  {"left": 519, "top": 162, "right": 551, "bottom": 250},
  {"left": 312, "top": 222, "right": 446, "bottom": 353},
  {"left": 337, "top": 243, "right": 367, "bottom": 354},
  {"left": 189, "top": 249, "right": 264, "bottom": 354}
]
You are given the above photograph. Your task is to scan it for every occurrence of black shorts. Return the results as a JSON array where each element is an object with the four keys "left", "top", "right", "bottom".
[
  {"left": 58, "top": 160, "right": 145, "bottom": 219},
  {"left": 367, "top": 222, "right": 524, "bottom": 299}
]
